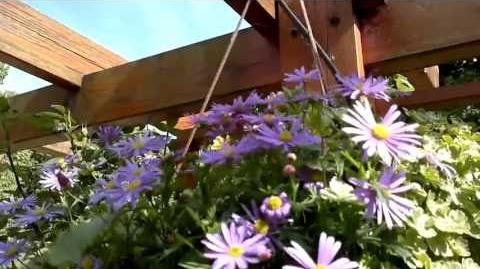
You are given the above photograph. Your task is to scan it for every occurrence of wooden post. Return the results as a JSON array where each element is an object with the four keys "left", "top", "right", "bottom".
[{"left": 278, "top": 0, "right": 364, "bottom": 89}]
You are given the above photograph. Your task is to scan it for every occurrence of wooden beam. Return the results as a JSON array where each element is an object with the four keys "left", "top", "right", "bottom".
[
  {"left": 7, "top": 28, "right": 281, "bottom": 149},
  {"left": 0, "top": 0, "right": 126, "bottom": 88},
  {"left": 362, "top": 2, "right": 480, "bottom": 74},
  {"left": 396, "top": 82, "right": 480, "bottom": 109},
  {"left": 224, "top": 0, "right": 277, "bottom": 42},
  {"left": 70, "top": 28, "right": 280, "bottom": 125},
  {"left": 278, "top": 0, "right": 364, "bottom": 89}
]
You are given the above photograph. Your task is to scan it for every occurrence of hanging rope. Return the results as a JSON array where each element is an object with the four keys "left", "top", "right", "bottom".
[
  {"left": 277, "top": 0, "right": 341, "bottom": 77},
  {"left": 299, "top": 0, "right": 327, "bottom": 94},
  {"left": 177, "top": 0, "right": 252, "bottom": 170}
]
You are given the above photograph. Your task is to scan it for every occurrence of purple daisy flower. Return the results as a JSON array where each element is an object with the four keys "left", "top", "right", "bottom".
[
  {"left": 77, "top": 255, "right": 102, "bottom": 269},
  {"left": 424, "top": 151, "right": 457, "bottom": 180},
  {"left": 342, "top": 100, "right": 422, "bottom": 165},
  {"left": 202, "top": 222, "right": 270, "bottom": 269},
  {"left": 260, "top": 192, "right": 291, "bottom": 223},
  {"left": 236, "top": 201, "right": 276, "bottom": 237},
  {"left": 88, "top": 179, "right": 116, "bottom": 205},
  {"left": 349, "top": 167, "right": 415, "bottom": 229},
  {"left": 284, "top": 67, "right": 321, "bottom": 88},
  {"left": 265, "top": 92, "right": 287, "bottom": 110},
  {"left": 0, "top": 195, "right": 36, "bottom": 215},
  {"left": 202, "top": 143, "right": 241, "bottom": 165},
  {"left": 15, "top": 203, "right": 63, "bottom": 226},
  {"left": 283, "top": 232, "right": 358, "bottom": 269},
  {"left": 40, "top": 167, "right": 78, "bottom": 191},
  {"left": 0, "top": 239, "right": 28, "bottom": 266},
  {"left": 336, "top": 74, "right": 390, "bottom": 102},
  {"left": 256, "top": 121, "right": 321, "bottom": 152},
  {"left": 96, "top": 125, "right": 122, "bottom": 145},
  {"left": 242, "top": 113, "right": 294, "bottom": 127},
  {"left": 111, "top": 133, "right": 168, "bottom": 158},
  {"left": 105, "top": 162, "right": 161, "bottom": 211}
]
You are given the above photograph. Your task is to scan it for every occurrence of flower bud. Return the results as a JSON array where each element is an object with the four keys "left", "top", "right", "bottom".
[
  {"left": 286, "top": 152, "right": 297, "bottom": 162},
  {"left": 282, "top": 164, "right": 296, "bottom": 177}
]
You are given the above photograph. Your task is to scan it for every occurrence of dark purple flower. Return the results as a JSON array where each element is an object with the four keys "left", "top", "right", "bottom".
[
  {"left": 349, "top": 167, "right": 414, "bottom": 229},
  {"left": 265, "top": 92, "right": 287, "bottom": 110},
  {"left": 0, "top": 195, "right": 36, "bottom": 215},
  {"left": 40, "top": 157, "right": 79, "bottom": 191},
  {"left": 256, "top": 121, "right": 321, "bottom": 152},
  {"left": 78, "top": 255, "right": 102, "bottom": 269},
  {"left": 15, "top": 204, "right": 63, "bottom": 226},
  {"left": 103, "top": 161, "right": 161, "bottom": 211},
  {"left": 88, "top": 179, "right": 116, "bottom": 205},
  {"left": 284, "top": 67, "right": 321, "bottom": 88},
  {"left": 238, "top": 201, "right": 277, "bottom": 236},
  {"left": 260, "top": 192, "right": 291, "bottom": 223},
  {"left": 0, "top": 240, "right": 28, "bottom": 266},
  {"left": 336, "top": 74, "right": 390, "bottom": 102},
  {"left": 111, "top": 133, "right": 169, "bottom": 158},
  {"left": 97, "top": 125, "right": 122, "bottom": 145},
  {"left": 283, "top": 232, "right": 358, "bottom": 269},
  {"left": 202, "top": 222, "right": 270, "bottom": 269}
]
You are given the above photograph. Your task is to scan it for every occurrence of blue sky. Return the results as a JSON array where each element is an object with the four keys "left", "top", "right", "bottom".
[{"left": 1, "top": 0, "right": 249, "bottom": 93}]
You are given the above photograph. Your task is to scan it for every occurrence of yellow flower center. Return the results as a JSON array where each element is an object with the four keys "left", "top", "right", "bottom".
[
  {"left": 279, "top": 131, "right": 293, "bottom": 142},
  {"left": 372, "top": 124, "right": 390, "bottom": 140},
  {"left": 132, "top": 141, "right": 145, "bottom": 150},
  {"left": 6, "top": 247, "right": 17, "bottom": 257},
  {"left": 33, "top": 208, "right": 46, "bottom": 216},
  {"left": 127, "top": 179, "right": 142, "bottom": 191},
  {"left": 254, "top": 219, "right": 270, "bottom": 235},
  {"left": 267, "top": 196, "right": 283, "bottom": 210},
  {"left": 132, "top": 169, "right": 143, "bottom": 177},
  {"left": 316, "top": 264, "right": 327, "bottom": 269},
  {"left": 106, "top": 181, "right": 115, "bottom": 189},
  {"left": 81, "top": 256, "right": 94, "bottom": 269},
  {"left": 263, "top": 114, "right": 275, "bottom": 124},
  {"left": 228, "top": 246, "right": 245, "bottom": 258}
]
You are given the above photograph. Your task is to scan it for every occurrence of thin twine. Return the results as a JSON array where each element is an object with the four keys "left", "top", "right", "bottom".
[
  {"left": 177, "top": 0, "right": 252, "bottom": 172},
  {"left": 299, "top": 0, "right": 327, "bottom": 95}
]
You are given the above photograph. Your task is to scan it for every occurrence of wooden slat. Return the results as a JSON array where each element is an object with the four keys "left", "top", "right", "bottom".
[
  {"left": 0, "top": 0, "right": 126, "bottom": 88},
  {"left": 224, "top": 0, "right": 277, "bottom": 42},
  {"left": 70, "top": 28, "right": 280, "bottom": 125},
  {"left": 396, "top": 82, "right": 480, "bottom": 109},
  {"left": 362, "top": 1, "right": 480, "bottom": 74},
  {"left": 7, "top": 28, "right": 281, "bottom": 149}
]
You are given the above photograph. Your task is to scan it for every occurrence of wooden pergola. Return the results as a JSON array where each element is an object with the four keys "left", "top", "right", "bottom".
[{"left": 2, "top": 0, "right": 480, "bottom": 154}]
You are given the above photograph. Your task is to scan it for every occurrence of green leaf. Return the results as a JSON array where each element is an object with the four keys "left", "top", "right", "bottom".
[
  {"left": 393, "top": 74, "right": 415, "bottom": 93},
  {"left": 427, "top": 234, "right": 454, "bottom": 257},
  {"left": 0, "top": 96, "right": 9, "bottom": 113},
  {"left": 449, "top": 236, "right": 470, "bottom": 257},
  {"left": 433, "top": 210, "right": 470, "bottom": 234},
  {"left": 47, "top": 215, "right": 111, "bottom": 266},
  {"left": 409, "top": 209, "right": 437, "bottom": 238},
  {"left": 179, "top": 262, "right": 210, "bottom": 269}
]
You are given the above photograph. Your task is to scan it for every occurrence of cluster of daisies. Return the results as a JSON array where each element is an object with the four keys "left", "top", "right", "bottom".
[
  {"left": 195, "top": 67, "right": 424, "bottom": 269},
  {"left": 0, "top": 125, "right": 170, "bottom": 268}
]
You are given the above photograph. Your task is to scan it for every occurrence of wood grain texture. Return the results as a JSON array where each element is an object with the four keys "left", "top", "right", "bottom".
[
  {"left": 70, "top": 28, "right": 280, "bottom": 125},
  {"left": 362, "top": 1, "right": 480, "bottom": 73},
  {"left": 0, "top": 0, "right": 126, "bottom": 88},
  {"left": 224, "top": 0, "right": 277, "bottom": 42},
  {"left": 404, "top": 66, "right": 439, "bottom": 91}
]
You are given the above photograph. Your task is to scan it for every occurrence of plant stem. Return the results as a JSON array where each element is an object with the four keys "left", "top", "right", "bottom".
[{"left": 2, "top": 122, "right": 26, "bottom": 198}]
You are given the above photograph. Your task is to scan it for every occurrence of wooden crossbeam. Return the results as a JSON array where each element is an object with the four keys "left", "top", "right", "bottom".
[
  {"left": 8, "top": 28, "right": 281, "bottom": 149},
  {"left": 0, "top": 0, "right": 126, "bottom": 88},
  {"left": 224, "top": 0, "right": 276, "bottom": 42},
  {"left": 362, "top": 1, "right": 480, "bottom": 74},
  {"left": 396, "top": 82, "right": 480, "bottom": 109}
]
